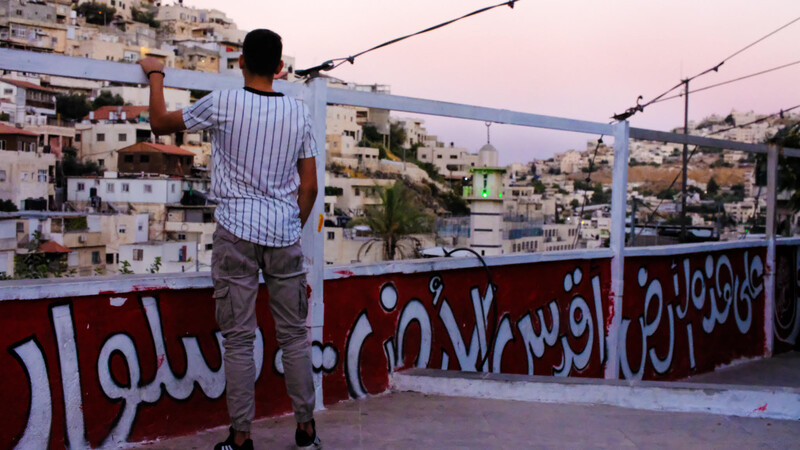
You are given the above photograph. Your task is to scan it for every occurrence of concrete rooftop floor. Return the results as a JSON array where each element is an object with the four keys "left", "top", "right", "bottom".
[{"left": 136, "top": 353, "right": 800, "bottom": 449}]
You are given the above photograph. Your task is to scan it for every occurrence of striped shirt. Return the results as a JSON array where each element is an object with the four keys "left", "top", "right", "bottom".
[{"left": 182, "top": 87, "right": 317, "bottom": 247}]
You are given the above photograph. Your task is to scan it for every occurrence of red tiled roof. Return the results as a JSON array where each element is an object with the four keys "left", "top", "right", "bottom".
[
  {"left": 0, "top": 123, "right": 38, "bottom": 136},
  {"left": 118, "top": 141, "right": 195, "bottom": 156},
  {"left": 39, "top": 241, "right": 71, "bottom": 253},
  {"left": 85, "top": 105, "right": 149, "bottom": 121},
  {"left": 0, "top": 78, "right": 57, "bottom": 93}
]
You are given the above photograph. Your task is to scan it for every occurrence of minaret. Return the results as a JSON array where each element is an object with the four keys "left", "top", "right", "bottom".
[{"left": 466, "top": 123, "right": 506, "bottom": 256}]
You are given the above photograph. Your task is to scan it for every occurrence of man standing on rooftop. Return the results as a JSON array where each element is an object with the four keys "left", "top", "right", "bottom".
[{"left": 138, "top": 28, "right": 320, "bottom": 450}]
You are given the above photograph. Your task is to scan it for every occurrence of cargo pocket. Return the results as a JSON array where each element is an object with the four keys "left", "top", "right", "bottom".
[
  {"left": 298, "top": 277, "right": 308, "bottom": 319},
  {"left": 213, "top": 284, "right": 234, "bottom": 332}
]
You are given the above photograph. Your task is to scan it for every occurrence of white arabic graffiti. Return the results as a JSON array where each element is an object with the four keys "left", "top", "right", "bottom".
[
  {"left": 11, "top": 296, "right": 265, "bottom": 448},
  {"left": 344, "top": 267, "right": 606, "bottom": 397},
  {"left": 619, "top": 252, "right": 763, "bottom": 380}
]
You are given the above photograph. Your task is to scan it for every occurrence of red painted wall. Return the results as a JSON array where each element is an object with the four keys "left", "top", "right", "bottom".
[
  {"left": 775, "top": 244, "right": 800, "bottom": 353},
  {"left": 1, "top": 289, "right": 291, "bottom": 448},
  {"left": 322, "top": 259, "right": 612, "bottom": 403},
  {"left": 622, "top": 247, "right": 767, "bottom": 380},
  {"left": 0, "top": 246, "right": 776, "bottom": 447}
]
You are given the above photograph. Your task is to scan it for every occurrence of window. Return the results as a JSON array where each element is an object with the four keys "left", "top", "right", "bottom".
[
  {"left": 74, "top": 134, "right": 81, "bottom": 143},
  {"left": 38, "top": 170, "right": 47, "bottom": 182},
  {"left": 118, "top": 225, "right": 126, "bottom": 234},
  {"left": 16, "top": 222, "right": 23, "bottom": 233},
  {"left": 124, "top": 155, "right": 133, "bottom": 163},
  {"left": 106, "top": 183, "right": 114, "bottom": 193},
  {"left": 450, "top": 155, "right": 458, "bottom": 159},
  {"left": 327, "top": 231, "right": 335, "bottom": 240},
  {"left": 140, "top": 155, "right": 150, "bottom": 163},
  {"left": 144, "top": 184, "right": 152, "bottom": 193},
  {"left": 0, "top": 170, "right": 5, "bottom": 182},
  {"left": 3, "top": 89, "right": 11, "bottom": 95},
  {"left": 77, "top": 182, "right": 85, "bottom": 191},
  {"left": 106, "top": 253, "right": 115, "bottom": 264},
  {"left": 92, "top": 251, "right": 101, "bottom": 265},
  {"left": 178, "top": 233, "right": 186, "bottom": 241},
  {"left": 354, "top": 187, "right": 360, "bottom": 196},
  {"left": 0, "top": 140, "right": 4, "bottom": 150},
  {"left": 205, "top": 244, "right": 213, "bottom": 250},
  {"left": 437, "top": 155, "right": 443, "bottom": 159},
  {"left": 118, "top": 133, "right": 127, "bottom": 142},
  {"left": 122, "top": 183, "right": 129, "bottom": 192},
  {"left": 171, "top": 184, "right": 176, "bottom": 193},
  {"left": 97, "top": 133, "right": 105, "bottom": 142},
  {"left": 98, "top": 159, "right": 104, "bottom": 167},
  {"left": 133, "top": 249, "right": 144, "bottom": 261}
]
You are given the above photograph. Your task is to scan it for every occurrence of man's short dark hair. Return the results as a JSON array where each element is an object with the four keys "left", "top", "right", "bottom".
[{"left": 242, "top": 29, "right": 283, "bottom": 77}]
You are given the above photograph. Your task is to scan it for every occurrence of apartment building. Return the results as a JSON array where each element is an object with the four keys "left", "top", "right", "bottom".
[
  {"left": 75, "top": 105, "right": 159, "bottom": 171},
  {"left": 119, "top": 239, "right": 197, "bottom": 274},
  {"left": 117, "top": 142, "right": 194, "bottom": 177},
  {"left": 100, "top": 85, "right": 190, "bottom": 111},
  {"left": 0, "top": 0, "right": 67, "bottom": 53},
  {"left": 0, "top": 77, "right": 57, "bottom": 125},
  {"left": 0, "top": 123, "right": 55, "bottom": 209},
  {"left": 416, "top": 144, "right": 478, "bottom": 180},
  {"left": 326, "top": 176, "right": 395, "bottom": 217},
  {"left": 0, "top": 215, "right": 14, "bottom": 276},
  {"left": 164, "top": 204, "right": 214, "bottom": 270}
]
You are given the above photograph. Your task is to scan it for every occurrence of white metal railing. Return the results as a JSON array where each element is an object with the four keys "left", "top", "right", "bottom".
[{"left": 1, "top": 47, "right": 799, "bottom": 376}]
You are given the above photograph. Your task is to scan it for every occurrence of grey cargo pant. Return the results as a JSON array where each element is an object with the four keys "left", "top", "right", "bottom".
[{"left": 211, "top": 225, "right": 315, "bottom": 432}]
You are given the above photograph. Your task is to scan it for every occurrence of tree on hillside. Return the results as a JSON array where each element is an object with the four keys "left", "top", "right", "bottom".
[
  {"left": 131, "top": 7, "right": 160, "bottom": 28},
  {"left": 354, "top": 181, "right": 433, "bottom": 261},
  {"left": 360, "top": 123, "right": 407, "bottom": 152},
  {"left": 74, "top": 2, "right": 116, "bottom": 26},
  {"left": 14, "top": 231, "right": 70, "bottom": 279},
  {"left": 707, "top": 177, "right": 720, "bottom": 195},
  {"left": 56, "top": 93, "right": 91, "bottom": 121},
  {"left": 92, "top": 91, "right": 125, "bottom": 110}
]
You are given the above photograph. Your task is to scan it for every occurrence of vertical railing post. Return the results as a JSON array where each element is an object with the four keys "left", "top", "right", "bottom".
[
  {"left": 764, "top": 144, "right": 778, "bottom": 357},
  {"left": 301, "top": 77, "right": 327, "bottom": 409},
  {"left": 606, "top": 120, "right": 630, "bottom": 379}
]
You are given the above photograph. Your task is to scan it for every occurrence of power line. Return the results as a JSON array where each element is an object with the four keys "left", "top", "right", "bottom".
[
  {"left": 653, "top": 59, "right": 800, "bottom": 104},
  {"left": 613, "top": 14, "right": 800, "bottom": 121},
  {"left": 296, "top": 0, "right": 519, "bottom": 77}
]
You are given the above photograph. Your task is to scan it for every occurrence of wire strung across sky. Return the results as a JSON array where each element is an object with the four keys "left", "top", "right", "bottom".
[
  {"left": 652, "top": 59, "right": 800, "bottom": 105},
  {"left": 612, "top": 14, "right": 800, "bottom": 122},
  {"left": 295, "top": 0, "right": 519, "bottom": 77}
]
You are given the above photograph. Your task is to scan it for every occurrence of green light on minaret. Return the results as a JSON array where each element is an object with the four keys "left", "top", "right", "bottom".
[
  {"left": 498, "top": 192, "right": 503, "bottom": 198},
  {"left": 482, "top": 190, "right": 488, "bottom": 198}
]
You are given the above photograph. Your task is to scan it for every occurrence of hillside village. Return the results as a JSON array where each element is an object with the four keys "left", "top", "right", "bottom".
[{"left": 0, "top": 0, "right": 796, "bottom": 278}]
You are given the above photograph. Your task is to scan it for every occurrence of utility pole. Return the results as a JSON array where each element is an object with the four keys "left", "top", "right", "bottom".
[{"left": 680, "top": 79, "right": 689, "bottom": 242}]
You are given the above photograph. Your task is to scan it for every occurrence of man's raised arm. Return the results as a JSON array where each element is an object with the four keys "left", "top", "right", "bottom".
[{"left": 137, "top": 57, "right": 186, "bottom": 136}]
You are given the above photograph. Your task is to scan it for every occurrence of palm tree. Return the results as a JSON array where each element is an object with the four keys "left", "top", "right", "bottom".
[{"left": 355, "top": 181, "right": 434, "bottom": 261}]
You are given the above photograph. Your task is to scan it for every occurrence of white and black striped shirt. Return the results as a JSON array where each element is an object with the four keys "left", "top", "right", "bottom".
[{"left": 182, "top": 87, "right": 317, "bottom": 247}]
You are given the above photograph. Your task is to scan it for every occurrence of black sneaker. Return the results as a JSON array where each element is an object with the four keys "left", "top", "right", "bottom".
[
  {"left": 214, "top": 427, "right": 254, "bottom": 450},
  {"left": 295, "top": 419, "right": 321, "bottom": 449}
]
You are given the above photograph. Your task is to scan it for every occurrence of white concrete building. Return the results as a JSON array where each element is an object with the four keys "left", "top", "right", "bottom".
[
  {"left": 0, "top": 127, "right": 56, "bottom": 210},
  {"left": 99, "top": 86, "right": 191, "bottom": 111},
  {"left": 416, "top": 144, "right": 479, "bottom": 180},
  {"left": 67, "top": 175, "right": 184, "bottom": 205},
  {"left": 119, "top": 240, "right": 198, "bottom": 274}
]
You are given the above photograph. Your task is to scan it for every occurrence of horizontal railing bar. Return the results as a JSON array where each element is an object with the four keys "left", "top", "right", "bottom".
[
  {"left": 326, "top": 87, "right": 616, "bottom": 135},
  {"left": 630, "top": 127, "right": 800, "bottom": 155},
  {"left": 0, "top": 48, "right": 306, "bottom": 97}
]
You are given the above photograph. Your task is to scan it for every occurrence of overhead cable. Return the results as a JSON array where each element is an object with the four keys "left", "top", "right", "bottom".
[
  {"left": 613, "top": 14, "right": 800, "bottom": 121},
  {"left": 653, "top": 59, "right": 800, "bottom": 104},
  {"left": 295, "top": 0, "right": 519, "bottom": 77}
]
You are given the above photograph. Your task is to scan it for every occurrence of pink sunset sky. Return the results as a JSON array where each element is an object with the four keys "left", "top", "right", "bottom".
[{"left": 186, "top": 0, "right": 799, "bottom": 165}]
